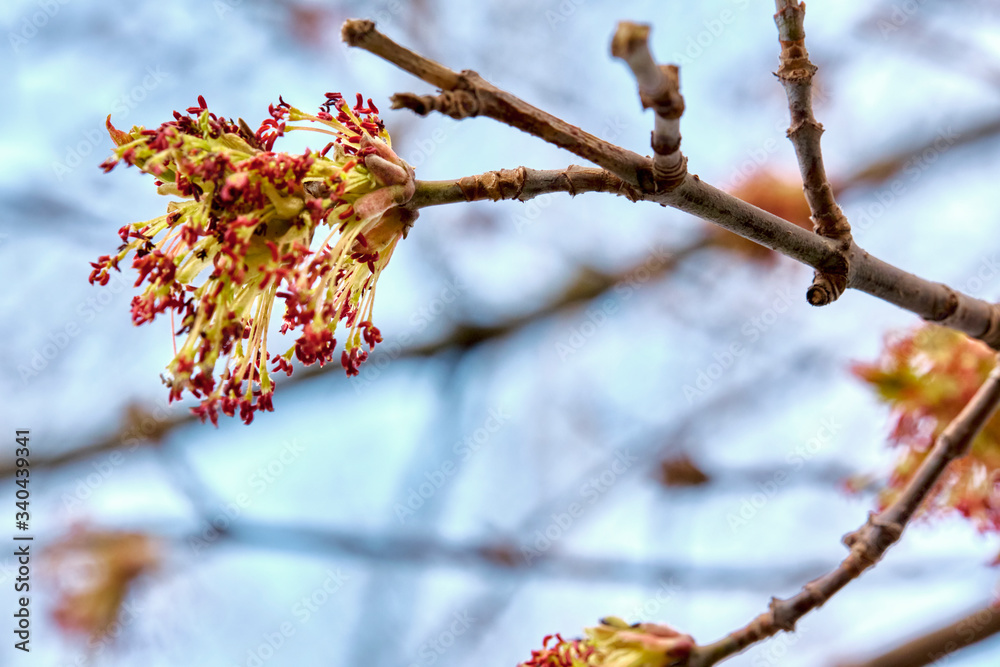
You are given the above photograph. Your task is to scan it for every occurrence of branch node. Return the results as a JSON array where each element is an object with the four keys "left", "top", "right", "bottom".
[
  {"left": 392, "top": 88, "right": 481, "bottom": 119},
  {"left": 981, "top": 304, "right": 1000, "bottom": 349},
  {"left": 456, "top": 167, "right": 527, "bottom": 202},
  {"left": 652, "top": 155, "right": 689, "bottom": 190},
  {"left": 640, "top": 64, "right": 685, "bottom": 119},
  {"left": 611, "top": 21, "right": 687, "bottom": 190},
  {"left": 773, "top": 1, "right": 853, "bottom": 308},
  {"left": 561, "top": 166, "right": 580, "bottom": 197},
  {"left": 806, "top": 272, "right": 845, "bottom": 306},
  {"left": 768, "top": 597, "right": 798, "bottom": 632}
]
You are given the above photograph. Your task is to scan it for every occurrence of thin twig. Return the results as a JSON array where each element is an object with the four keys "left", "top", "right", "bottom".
[
  {"left": 774, "top": 0, "right": 852, "bottom": 306},
  {"left": 611, "top": 21, "right": 687, "bottom": 186},
  {"left": 689, "top": 356, "right": 1000, "bottom": 667},
  {"left": 836, "top": 115, "right": 1000, "bottom": 192},
  {"left": 341, "top": 19, "right": 649, "bottom": 187},
  {"left": 342, "top": 19, "right": 1000, "bottom": 351},
  {"left": 406, "top": 165, "right": 637, "bottom": 209}
]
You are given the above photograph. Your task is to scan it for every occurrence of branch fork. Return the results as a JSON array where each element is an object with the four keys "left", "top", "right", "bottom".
[
  {"left": 344, "top": 17, "right": 1000, "bottom": 353},
  {"left": 611, "top": 21, "right": 688, "bottom": 188}
]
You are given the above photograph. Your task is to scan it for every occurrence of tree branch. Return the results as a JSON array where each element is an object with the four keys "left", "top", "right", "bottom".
[
  {"left": 611, "top": 21, "right": 687, "bottom": 186},
  {"left": 341, "top": 19, "right": 650, "bottom": 188},
  {"left": 836, "top": 114, "right": 1000, "bottom": 192},
  {"left": 689, "top": 356, "right": 1000, "bottom": 667},
  {"left": 181, "top": 519, "right": 964, "bottom": 592},
  {"left": 836, "top": 601, "right": 1000, "bottom": 667},
  {"left": 774, "top": 0, "right": 852, "bottom": 306},
  {"left": 342, "top": 19, "right": 1000, "bottom": 352},
  {"left": 407, "top": 165, "right": 638, "bottom": 209}
]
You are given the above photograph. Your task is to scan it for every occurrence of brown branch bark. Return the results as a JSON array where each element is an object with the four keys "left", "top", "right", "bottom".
[
  {"left": 836, "top": 602, "right": 1000, "bottom": 667},
  {"left": 406, "top": 165, "right": 638, "bottom": 209},
  {"left": 774, "top": 0, "right": 852, "bottom": 306},
  {"left": 611, "top": 21, "right": 687, "bottom": 186},
  {"left": 688, "top": 356, "right": 1000, "bottom": 667},
  {"left": 341, "top": 19, "right": 650, "bottom": 188},
  {"left": 342, "top": 19, "right": 1000, "bottom": 352}
]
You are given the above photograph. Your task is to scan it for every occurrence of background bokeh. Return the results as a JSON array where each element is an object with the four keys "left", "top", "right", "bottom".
[{"left": 2, "top": 0, "right": 1000, "bottom": 665}]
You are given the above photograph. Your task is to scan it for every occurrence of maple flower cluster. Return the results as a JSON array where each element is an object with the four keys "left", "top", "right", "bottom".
[
  {"left": 90, "top": 93, "right": 416, "bottom": 425},
  {"left": 519, "top": 618, "right": 695, "bottom": 667},
  {"left": 854, "top": 325, "right": 1000, "bottom": 541}
]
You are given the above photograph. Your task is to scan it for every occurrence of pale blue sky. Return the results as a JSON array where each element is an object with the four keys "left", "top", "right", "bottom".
[{"left": 2, "top": 1, "right": 1000, "bottom": 666}]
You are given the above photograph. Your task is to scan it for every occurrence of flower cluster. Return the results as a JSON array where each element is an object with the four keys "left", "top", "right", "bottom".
[
  {"left": 519, "top": 618, "right": 695, "bottom": 667},
  {"left": 43, "top": 527, "right": 160, "bottom": 642},
  {"left": 853, "top": 325, "right": 1000, "bottom": 538},
  {"left": 91, "top": 93, "right": 416, "bottom": 425}
]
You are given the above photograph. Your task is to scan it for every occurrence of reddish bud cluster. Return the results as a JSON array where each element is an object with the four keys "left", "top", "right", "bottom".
[
  {"left": 854, "top": 325, "right": 1000, "bottom": 549},
  {"left": 520, "top": 634, "right": 597, "bottom": 667},
  {"left": 92, "top": 94, "right": 415, "bottom": 425},
  {"left": 43, "top": 527, "right": 160, "bottom": 642},
  {"left": 519, "top": 618, "right": 695, "bottom": 667}
]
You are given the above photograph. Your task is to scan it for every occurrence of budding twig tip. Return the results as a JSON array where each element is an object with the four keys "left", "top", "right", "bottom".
[
  {"left": 610, "top": 21, "right": 650, "bottom": 60},
  {"left": 341, "top": 18, "right": 375, "bottom": 46}
]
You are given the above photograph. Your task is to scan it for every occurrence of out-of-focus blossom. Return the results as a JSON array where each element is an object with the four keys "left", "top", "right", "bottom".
[
  {"left": 91, "top": 93, "right": 415, "bottom": 425},
  {"left": 853, "top": 325, "right": 1000, "bottom": 540},
  {"left": 658, "top": 454, "right": 710, "bottom": 488},
  {"left": 519, "top": 617, "right": 695, "bottom": 667},
  {"left": 43, "top": 528, "right": 160, "bottom": 642}
]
